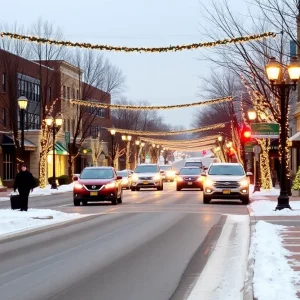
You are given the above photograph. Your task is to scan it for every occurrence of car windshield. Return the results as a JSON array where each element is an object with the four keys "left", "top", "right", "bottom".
[
  {"left": 80, "top": 169, "right": 114, "bottom": 179},
  {"left": 160, "top": 166, "right": 172, "bottom": 170},
  {"left": 134, "top": 165, "right": 159, "bottom": 173},
  {"left": 208, "top": 165, "right": 245, "bottom": 176},
  {"left": 185, "top": 162, "right": 202, "bottom": 168},
  {"left": 117, "top": 171, "right": 128, "bottom": 177},
  {"left": 179, "top": 168, "right": 201, "bottom": 175}
]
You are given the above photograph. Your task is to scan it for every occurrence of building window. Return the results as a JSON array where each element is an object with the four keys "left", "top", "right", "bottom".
[
  {"left": 67, "top": 87, "right": 70, "bottom": 99},
  {"left": 2, "top": 108, "right": 6, "bottom": 126},
  {"left": 23, "top": 113, "right": 40, "bottom": 130},
  {"left": 2, "top": 73, "right": 6, "bottom": 92},
  {"left": 18, "top": 79, "right": 40, "bottom": 102},
  {"left": 90, "top": 126, "right": 99, "bottom": 139},
  {"left": 3, "top": 152, "right": 13, "bottom": 180},
  {"left": 63, "top": 85, "right": 66, "bottom": 99}
]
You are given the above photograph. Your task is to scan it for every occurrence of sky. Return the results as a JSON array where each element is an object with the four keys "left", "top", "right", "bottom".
[{"left": 1, "top": 0, "right": 246, "bottom": 127}]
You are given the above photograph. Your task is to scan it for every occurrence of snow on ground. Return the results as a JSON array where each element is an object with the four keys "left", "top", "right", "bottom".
[
  {"left": 0, "top": 208, "right": 84, "bottom": 237},
  {"left": 187, "top": 215, "right": 249, "bottom": 300},
  {"left": 250, "top": 184, "right": 280, "bottom": 200},
  {"left": 249, "top": 201, "right": 300, "bottom": 216},
  {"left": 249, "top": 221, "right": 300, "bottom": 300},
  {"left": 30, "top": 183, "right": 74, "bottom": 196}
]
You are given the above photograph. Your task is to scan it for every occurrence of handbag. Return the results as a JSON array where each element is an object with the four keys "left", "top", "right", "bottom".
[{"left": 10, "top": 191, "right": 21, "bottom": 210}]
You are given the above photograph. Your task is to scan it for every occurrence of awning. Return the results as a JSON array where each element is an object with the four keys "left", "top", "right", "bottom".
[
  {"left": 1, "top": 134, "right": 37, "bottom": 151},
  {"left": 288, "top": 132, "right": 300, "bottom": 148},
  {"left": 48, "top": 142, "right": 68, "bottom": 155}
]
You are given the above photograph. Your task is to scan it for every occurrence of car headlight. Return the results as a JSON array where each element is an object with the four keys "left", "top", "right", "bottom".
[
  {"left": 132, "top": 175, "right": 139, "bottom": 181},
  {"left": 122, "top": 178, "right": 128, "bottom": 184},
  {"left": 239, "top": 179, "right": 249, "bottom": 186},
  {"left": 197, "top": 176, "right": 204, "bottom": 182},
  {"left": 205, "top": 179, "right": 214, "bottom": 186},
  {"left": 167, "top": 171, "right": 175, "bottom": 176},
  {"left": 105, "top": 182, "right": 116, "bottom": 189},
  {"left": 177, "top": 176, "right": 183, "bottom": 182},
  {"left": 74, "top": 183, "right": 83, "bottom": 190},
  {"left": 154, "top": 174, "right": 161, "bottom": 181}
]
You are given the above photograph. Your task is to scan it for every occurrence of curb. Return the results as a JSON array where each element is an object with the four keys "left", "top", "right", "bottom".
[
  {"left": 243, "top": 205, "right": 256, "bottom": 300},
  {"left": 0, "top": 214, "right": 99, "bottom": 244}
]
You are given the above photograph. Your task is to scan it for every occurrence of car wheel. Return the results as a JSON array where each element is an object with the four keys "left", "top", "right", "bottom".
[
  {"left": 171, "top": 179, "right": 174, "bottom": 182},
  {"left": 241, "top": 196, "right": 249, "bottom": 205},
  {"left": 111, "top": 196, "right": 118, "bottom": 205},
  {"left": 203, "top": 195, "right": 211, "bottom": 204},
  {"left": 176, "top": 186, "right": 181, "bottom": 191},
  {"left": 74, "top": 199, "right": 80, "bottom": 206},
  {"left": 117, "top": 192, "right": 122, "bottom": 204},
  {"left": 131, "top": 187, "right": 136, "bottom": 191},
  {"left": 82, "top": 200, "right": 88, "bottom": 206},
  {"left": 136, "top": 188, "right": 140, "bottom": 191}
]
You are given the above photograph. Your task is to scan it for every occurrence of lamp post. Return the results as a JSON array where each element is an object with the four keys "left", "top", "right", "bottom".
[
  {"left": 247, "top": 108, "right": 261, "bottom": 192},
  {"left": 135, "top": 140, "right": 140, "bottom": 167},
  {"left": 45, "top": 113, "right": 63, "bottom": 189},
  {"left": 110, "top": 129, "right": 116, "bottom": 167},
  {"left": 122, "top": 135, "right": 132, "bottom": 169},
  {"left": 17, "top": 96, "right": 28, "bottom": 162},
  {"left": 265, "top": 56, "right": 300, "bottom": 210}
]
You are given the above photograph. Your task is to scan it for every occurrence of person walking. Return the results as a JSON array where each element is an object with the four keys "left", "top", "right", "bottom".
[
  {"left": 271, "top": 167, "right": 277, "bottom": 188},
  {"left": 13, "top": 164, "right": 35, "bottom": 211}
]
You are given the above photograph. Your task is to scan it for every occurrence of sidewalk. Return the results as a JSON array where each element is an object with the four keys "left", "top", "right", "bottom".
[{"left": 248, "top": 193, "right": 300, "bottom": 300}]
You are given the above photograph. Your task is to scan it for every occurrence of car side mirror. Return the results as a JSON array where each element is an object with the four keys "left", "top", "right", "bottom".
[
  {"left": 201, "top": 172, "right": 207, "bottom": 176},
  {"left": 160, "top": 170, "right": 165, "bottom": 174},
  {"left": 246, "top": 172, "right": 253, "bottom": 176},
  {"left": 73, "top": 176, "right": 79, "bottom": 181},
  {"left": 117, "top": 176, "right": 122, "bottom": 180}
]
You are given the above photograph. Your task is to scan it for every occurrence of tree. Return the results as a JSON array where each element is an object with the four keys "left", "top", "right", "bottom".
[
  {"left": 292, "top": 166, "right": 300, "bottom": 190},
  {"left": 90, "top": 133, "right": 103, "bottom": 166}
]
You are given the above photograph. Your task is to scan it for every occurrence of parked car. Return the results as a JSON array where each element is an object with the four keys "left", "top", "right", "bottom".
[
  {"left": 176, "top": 167, "right": 203, "bottom": 191},
  {"left": 73, "top": 167, "right": 123, "bottom": 206},
  {"left": 117, "top": 170, "right": 132, "bottom": 189},
  {"left": 202, "top": 163, "right": 252, "bottom": 205},
  {"left": 159, "top": 165, "right": 176, "bottom": 182},
  {"left": 131, "top": 164, "right": 163, "bottom": 191}
]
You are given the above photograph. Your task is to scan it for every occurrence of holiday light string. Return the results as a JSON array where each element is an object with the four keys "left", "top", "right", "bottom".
[
  {"left": 106, "top": 123, "right": 225, "bottom": 136},
  {"left": 70, "top": 96, "right": 232, "bottom": 110},
  {"left": 140, "top": 135, "right": 219, "bottom": 145},
  {"left": 0, "top": 32, "right": 277, "bottom": 53}
]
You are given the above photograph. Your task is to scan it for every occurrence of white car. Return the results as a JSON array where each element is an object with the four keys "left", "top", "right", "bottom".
[
  {"left": 202, "top": 163, "right": 252, "bottom": 205},
  {"left": 131, "top": 164, "right": 163, "bottom": 191}
]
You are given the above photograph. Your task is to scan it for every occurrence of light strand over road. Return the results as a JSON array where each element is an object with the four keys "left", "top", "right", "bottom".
[{"left": 0, "top": 32, "right": 276, "bottom": 53}]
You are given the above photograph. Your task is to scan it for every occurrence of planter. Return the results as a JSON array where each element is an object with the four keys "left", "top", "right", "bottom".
[{"left": 291, "top": 189, "right": 300, "bottom": 197}]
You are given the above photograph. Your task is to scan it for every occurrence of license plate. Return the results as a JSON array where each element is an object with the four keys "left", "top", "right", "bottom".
[
  {"left": 90, "top": 191, "right": 98, "bottom": 196},
  {"left": 188, "top": 182, "right": 193, "bottom": 185},
  {"left": 143, "top": 181, "right": 148, "bottom": 185},
  {"left": 223, "top": 190, "right": 231, "bottom": 194}
]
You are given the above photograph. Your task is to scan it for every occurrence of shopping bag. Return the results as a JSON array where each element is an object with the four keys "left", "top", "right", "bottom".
[{"left": 10, "top": 192, "right": 21, "bottom": 210}]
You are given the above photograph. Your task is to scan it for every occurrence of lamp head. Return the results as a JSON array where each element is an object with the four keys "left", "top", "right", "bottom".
[
  {"left": 288, "top": 56, "right": 300, "bottom": 82},
  {"left": 45, "top": 114, "right": 53, "bottom": 126},
  {"left": 266, "top": 57, "right": 281, "bottom": 82},
  {"left": 110, "top": 129, "right": 116, "bottom": 136},
  {"left": 18, "top": 96, "right": 28, "bottom": 110},
  {"left": 55, "top": 113, "right": 63, "bottom": 126},
  {"left": 247, "top": 108, "right": 257, "bottom": 121}
]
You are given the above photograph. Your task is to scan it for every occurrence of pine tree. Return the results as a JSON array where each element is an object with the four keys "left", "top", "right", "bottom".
[{"left": 292, "top": 167, "right": 300, "bottom": 190}]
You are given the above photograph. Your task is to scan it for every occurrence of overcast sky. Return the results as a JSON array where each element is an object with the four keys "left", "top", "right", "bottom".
[{"left": 1, "top": 0, "right": 246, "bottom": 127}]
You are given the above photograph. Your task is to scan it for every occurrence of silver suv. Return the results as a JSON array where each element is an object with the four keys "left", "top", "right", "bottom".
[
  {"left": 131, "top": 164, "right": 163, "bottom": 191},
  {"left": 202, "top": 163, "right": 251, "bottom": 204}
]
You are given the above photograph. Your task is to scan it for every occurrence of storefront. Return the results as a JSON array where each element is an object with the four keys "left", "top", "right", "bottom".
[{"left": 47, "top": 142, "right": 69, "bottom": 178}]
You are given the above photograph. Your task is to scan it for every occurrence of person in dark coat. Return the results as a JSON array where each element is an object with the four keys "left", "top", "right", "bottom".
[{"left": 13, "top": 164, "right": 35, "bottom": 211}]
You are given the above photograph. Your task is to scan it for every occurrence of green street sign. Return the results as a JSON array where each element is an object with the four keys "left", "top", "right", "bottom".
[
  {"left": 65, "top": 131, "right": 70, "bottom": 145},
  {"left": 244, "top": 141, "right": 256, "bottom": 152},
  {"left": 250, "top": 123, "right": 279, "bottom": 138}
]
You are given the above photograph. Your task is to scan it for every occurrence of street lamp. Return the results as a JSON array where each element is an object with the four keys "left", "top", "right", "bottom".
[
  {"left": 45, "top": 113, "right": 63, "bottom": 189},
  {"left": 122, "top": 135, "right": 132, "bottom": 169},
  {"left": 110, "top": 129, "right": 116, "bottom": 167},
  {"left": 247, "top": 108, "right": 257, "bottom": 121},
  {"left": 17, "top": 96, "right": 28, "bottom": 162},
  {"left": 266, "top": 56, "right": 300, "bottom": 210}
]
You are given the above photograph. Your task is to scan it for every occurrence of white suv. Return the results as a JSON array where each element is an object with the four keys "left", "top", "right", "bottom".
[
  {"left": 202, "top": 163, "right": 251, "bottom": 204},
  {"left": 131, "top": 164, "right": 163, "bottom": 191}
]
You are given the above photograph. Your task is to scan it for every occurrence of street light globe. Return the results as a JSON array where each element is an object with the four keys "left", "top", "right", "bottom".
[
  {"left": 247, "top": 108, "right": 257, "bottom": 121},
  {"left": 141, "top": 142, "right": 145, "bottom": 147},
  {"left": 156, "top": 145, "right": 159, "bottom": 148},
  {"left": 45, "top": 114, "right": 54, "bottom": 126},
  {"left": 266, "top": 57, "right": 281, "bottom": 81},
  {"left": 218, "top": 136, "right": 223, "bottom": 142},
  {"left": 152, "top": 143, "right": 155, "bottom": 147},
  {"left": 110, "top": 129, "right": 116, "bottom": 136},
  {"left": 288, "top": 57, "right": 300, "bottom": 82},
  {"left": 121, "top": 135, "right": 126, "bottom": 141},
  {"left": 18, "top": 96, "right": 28, "bottom": 110},
  {"left": 128, "top": 135, "right": 132, "bottom": 141},
  {"left": 55, "top": 114, "right": 63, "bottom": 126},
  {"left": 135, "top": 140, "right": 140, "bottom": 146}
]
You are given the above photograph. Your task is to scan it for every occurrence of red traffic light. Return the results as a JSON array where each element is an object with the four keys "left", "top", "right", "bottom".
[{"left": 243, "top": 130, "right": 251, "bottom": 139}]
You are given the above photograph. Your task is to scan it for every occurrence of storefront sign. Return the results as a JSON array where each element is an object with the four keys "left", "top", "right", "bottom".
[{"left": 250, "top": 123, "right": 279, "bottom": 138}]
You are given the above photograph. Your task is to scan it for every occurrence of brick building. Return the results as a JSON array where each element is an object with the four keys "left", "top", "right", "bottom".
[{"left": 0, "top": 49, "right": 112, "bottom": 187}]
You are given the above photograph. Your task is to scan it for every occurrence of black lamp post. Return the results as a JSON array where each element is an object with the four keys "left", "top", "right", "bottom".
[
  {"left": 266, "top": 56, "right": 300, "bottom": 210},
  {"left": 110, "top": 129, "right": 116, "bottom": 167},
  {"left": 17, "top": 96, "right": 28, "bottom": 163},
  {"left": 45, "top": 113, "right": 63, "bottom": 189},
  {"left": 247, "top": 109, "right": 261, "bottom": 192}
]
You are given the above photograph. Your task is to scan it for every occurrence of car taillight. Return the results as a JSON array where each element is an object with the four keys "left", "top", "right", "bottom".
[{"left": 74, "top": 183, "right": 83, "bottom": 189}]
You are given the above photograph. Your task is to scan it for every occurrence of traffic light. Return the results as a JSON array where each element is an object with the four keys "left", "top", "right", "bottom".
[{"left": 241, "top": 127, "right": 251, "bottom": 142}]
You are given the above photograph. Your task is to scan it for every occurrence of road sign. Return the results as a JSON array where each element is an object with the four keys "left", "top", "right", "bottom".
[
  {"left": 253, "top": 145, "right": 261, "bottom": 154},
  {"left": 250, "top": 123, "right": 279, "bottom": 138},
  {"left": 244, "top": 141, "right": 256, "bottom": 152}
]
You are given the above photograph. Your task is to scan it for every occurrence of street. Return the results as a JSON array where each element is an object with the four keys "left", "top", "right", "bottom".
[{"left": 0, "top": 182, "right": 248, "bottom": 300}]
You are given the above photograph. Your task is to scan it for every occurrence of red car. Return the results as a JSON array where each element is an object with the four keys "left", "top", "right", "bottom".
[{"left": 73, "top": 167, "right": 123, "bottom": 206}]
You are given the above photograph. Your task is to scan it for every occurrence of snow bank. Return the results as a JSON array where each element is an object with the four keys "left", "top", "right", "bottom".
[{"left": 249, "top": 200, "right": 300, "bottom": 216}]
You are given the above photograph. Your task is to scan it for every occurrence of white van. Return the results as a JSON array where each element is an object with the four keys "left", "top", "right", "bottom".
[{"left": 184, "top": 157, "right": 221, "bottom": 171}]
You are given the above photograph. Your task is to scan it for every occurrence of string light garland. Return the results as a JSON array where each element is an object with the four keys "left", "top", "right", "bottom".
[
  {"left": 0, "top": 32, "right": 276, "bottom": 53},
  {"left": 140, "top": 135, "right": 219, "bottom": 145},
  {"left": 70, "top": 97, "right": 232, "bottom": 110},
  {"left": 106, "top": 123, "right": 225, "bottom": 136}
]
